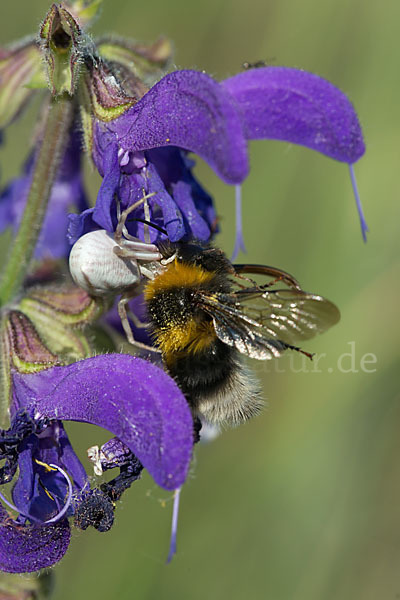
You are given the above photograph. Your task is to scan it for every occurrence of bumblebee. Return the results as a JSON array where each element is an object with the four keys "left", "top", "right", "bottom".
[{"left": 144, "top": 242, "right": 340, "bottom": 427}]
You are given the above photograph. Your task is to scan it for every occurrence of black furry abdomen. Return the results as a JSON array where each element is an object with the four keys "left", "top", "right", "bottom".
[{"left": 167, "top": 339, "right": 237, "bottom": 409}]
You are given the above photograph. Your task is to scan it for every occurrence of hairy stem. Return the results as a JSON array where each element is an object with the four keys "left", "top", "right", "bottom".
[{"left": 0, "top": 95, "right": 73, "bottom": 305}]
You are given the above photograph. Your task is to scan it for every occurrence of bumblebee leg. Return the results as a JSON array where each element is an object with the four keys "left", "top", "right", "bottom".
[
  {"left": 233, "top": 264, "right": 301, "bottom": 290},
  {"left": 281, "top": 341, "right": 314, "bottom": 361}
]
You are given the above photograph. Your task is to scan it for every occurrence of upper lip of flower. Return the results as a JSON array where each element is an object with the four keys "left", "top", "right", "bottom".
[
  {"left": 89, "top": 66, "right": 366, "bottom": 251},
  {"left": 0, "top": 353, "right": 194, "bottom": 573}
]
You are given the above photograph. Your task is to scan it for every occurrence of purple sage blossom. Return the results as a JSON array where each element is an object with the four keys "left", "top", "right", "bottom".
[
  {"left": 0, "top": 354, "right": 193, "bottom": 573},
  {"left": 78, "top": 67, "right": 365, "bottom": 254},
  {"left": 0, "top": 131, "right": 89, "bottom": 259},
  {"left": 223, "top": 67, "right": 367, "bottom": 244}
]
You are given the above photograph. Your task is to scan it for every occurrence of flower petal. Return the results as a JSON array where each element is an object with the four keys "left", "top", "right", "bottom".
[
  {"left": 145, "top": 162, "right": 185, "bottom": 241},
  {"left": 0, "top": 131, "right": 89, "bottom": 258},
  {"left": 102, "top": 70, "right": 249, "bottom": 183},
  {"left": 12, "top": 355, "right": 194, "bottom": 490},
  {"left": 0, "top": 506, "right": 70, "bottom": 573},
  {"left": 12, "top": 423, "right": 87, "bottom": 521},
  {"left": 94, "top": 141, "right": 121, "bottom": 231},
  {"left": 172, "top": 180, "right": 211, "bottom": 240},
  {"left": 149, "top": 147, "right": 215, "bottom": 240},
  {"left": 67, "top": 207, "right": 96, "bottom": 245},
  {"left": 223, "top": 67, "right": 365, "bottom": 164}
]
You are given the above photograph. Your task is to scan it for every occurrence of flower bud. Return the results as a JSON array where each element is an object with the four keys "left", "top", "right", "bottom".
[{"left": 39, "top": 4, "right": 85, "bottom": 96}]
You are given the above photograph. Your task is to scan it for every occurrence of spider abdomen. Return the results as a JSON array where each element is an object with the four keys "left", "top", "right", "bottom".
[{"left": 69, "top": 230, "right": 141, "bottom": 297}]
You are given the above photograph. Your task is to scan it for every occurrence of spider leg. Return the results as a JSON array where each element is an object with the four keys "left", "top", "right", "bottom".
[
  {"left": 118, "top": 293, "right": 161, "bottom": 353},
  {"left": 113, "top": 243, "right": 162, "bottom": 262},
  {"left": 115, "top": 193, "right": 156, "bottom": 246},
  {"left": 126, "top": 306, "right": 149, "bottom": 329},
  {"left": 143, "top": 193, "right": 151, "bottom": 244}
]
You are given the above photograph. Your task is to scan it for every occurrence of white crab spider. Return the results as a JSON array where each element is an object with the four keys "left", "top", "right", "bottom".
[{"left": 69, "top": 194, "right": 174, "bottom": 350}]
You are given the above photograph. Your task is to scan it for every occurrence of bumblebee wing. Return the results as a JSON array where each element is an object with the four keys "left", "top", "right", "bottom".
[
  {"left": 198, "top": 289, "right": 340, "bottom": 360},
  {"left": 235, "top": 289, "right": 340, "bottom": 341},
  {"left": 198, "top": 293, "right": 299, "bottom": 360}
]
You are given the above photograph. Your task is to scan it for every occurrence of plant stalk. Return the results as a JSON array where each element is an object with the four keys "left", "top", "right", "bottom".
[{"left": 0, "top": 95, "right": 73, "bottom": 305}]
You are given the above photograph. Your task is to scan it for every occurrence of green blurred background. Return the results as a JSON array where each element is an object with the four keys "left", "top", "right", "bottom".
[{"left": 1, "top": 0, "right": 399, "bottom": 599}]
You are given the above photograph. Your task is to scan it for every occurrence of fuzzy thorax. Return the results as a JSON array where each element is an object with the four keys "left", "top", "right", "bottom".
[
  {"left": 144, "top": 259, "right": 217, "bottom": 357},
  {"left": 144, "top": 259, "right": 215, "bottom": 300}
]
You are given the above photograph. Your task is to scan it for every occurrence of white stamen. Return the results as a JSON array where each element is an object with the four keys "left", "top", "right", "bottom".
[
  {"left": 349, "top": 164, "right": 369, "bottom": 242},
  {"left": 231, "top": 184, "right": 247, "bottom": 261},
  {"left": 0, "top": 462, "right": 73, "bottom": 525},
  {"left": 166, "top": 486, "right": 182, "bottom": 563}
]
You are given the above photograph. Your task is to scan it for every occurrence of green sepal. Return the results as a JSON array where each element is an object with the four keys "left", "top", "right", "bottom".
[
  {"left": 0, "top": 285, "right": 107, "bottom": 427},
  {"left": 80, "top": 58, "right": 141, "bottom": 124},
  {"left": 18, "top": 285, "right": 108, "bottom": 364},
  {"left": 77, "top": 74, "right": 94, "bottom": 154},
  {"left": 22, "top": 285, "right": 105, "bottom": 326},
  {"left": 0, "top": 40, "right": 45, "bottom": 128},
  {"left": 97, "top": 35, "right": 173, "bottom": 86},
  {"left": 39, "top": 4, "right": 84, "bottom": 96},
  {"left": 0, "top": 313, "right": 12, "bottom": 428},
  {"left": 78, "top": 35, "right": 173, "bottom": 129},
  {"left": 1, "top": 309, "right": 60, "bottom": 428},
  {"left": 5, "top": 310, "right": 59, "bottom": 374}
]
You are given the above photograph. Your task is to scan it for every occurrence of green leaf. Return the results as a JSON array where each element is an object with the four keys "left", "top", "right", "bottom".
[{"left": 0, "top": 41, "right": 43, "bottom": 128}]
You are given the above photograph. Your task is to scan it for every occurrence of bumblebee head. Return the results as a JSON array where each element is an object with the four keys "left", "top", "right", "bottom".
[{"left": 158, "top": 240, "right": 232, "bottom": 275}]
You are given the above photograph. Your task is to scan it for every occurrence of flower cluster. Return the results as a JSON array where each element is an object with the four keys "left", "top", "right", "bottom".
[{"left": 0, "top": 0, "right": 365, "bottom": 578}]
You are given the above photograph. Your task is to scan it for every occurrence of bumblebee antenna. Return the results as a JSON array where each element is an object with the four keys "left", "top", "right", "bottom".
[{"left": 127, "top": 218, "right": 168, "bottom": 236}]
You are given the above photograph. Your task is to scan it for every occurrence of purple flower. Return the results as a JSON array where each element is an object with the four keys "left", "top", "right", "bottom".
[
  {"left": 0, "top": 354, "right": 193, "bottom": 573},
  {"left": 68, "top": 144, "right": 218, "bottom": 246},
  {"left": 223, "top": 67, "right": 364, "bottom": 162},
  {"left": 0, "top": 131, "right": 89, "bottom": 259},
  {"left": 80, "top": 67, "right": 365, "bottom": 251},
  {"left": 224, "top": 67, "right": 367, "bottom": 243}
]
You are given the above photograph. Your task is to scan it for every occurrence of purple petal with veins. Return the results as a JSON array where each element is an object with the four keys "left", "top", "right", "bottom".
[
  {"left": 12, "top": 354, "right": 194, "bottom": 490},
  {"left": 0, "top": 505, "right": 70, "bottom": 573},
  {"left": 223, "top": 67, "right": 365, "bottom": 163},
  {"left": 224, "top": 67, "right": 367, "bottom": 240},
  {"left": 101, "top": 70, "right": 249, "bottom": 184}
]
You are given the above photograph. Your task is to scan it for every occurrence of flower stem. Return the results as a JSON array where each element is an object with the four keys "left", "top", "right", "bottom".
[{"left": 0, "top": 95, "right": 73, "bottom": 306}]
